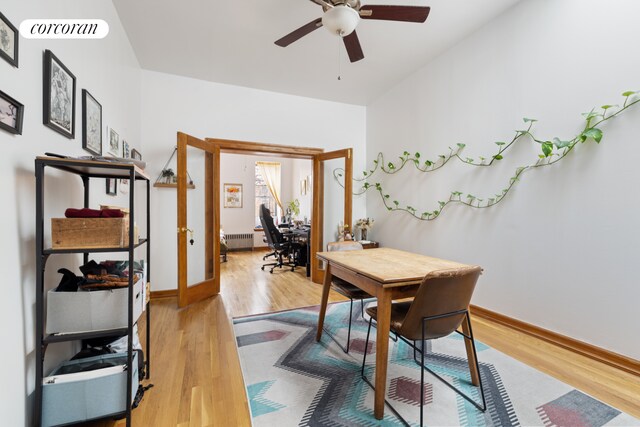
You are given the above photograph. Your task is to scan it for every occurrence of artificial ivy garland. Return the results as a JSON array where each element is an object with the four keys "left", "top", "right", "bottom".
[{"left": 334, "top": 91, "right": 639, "bottom": 220}]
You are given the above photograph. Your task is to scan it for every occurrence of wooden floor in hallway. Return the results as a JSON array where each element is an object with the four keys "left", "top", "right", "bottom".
[{"left": 88, "top": 250, "right": 639, "bottom": 426}]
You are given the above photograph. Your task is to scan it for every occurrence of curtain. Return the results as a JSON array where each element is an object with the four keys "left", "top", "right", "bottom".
[{"left": 257, "top": 161, "right": 283, "bottom": 211}]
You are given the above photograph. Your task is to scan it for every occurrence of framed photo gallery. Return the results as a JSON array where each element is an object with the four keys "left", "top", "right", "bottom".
[{"left": 0, "top": 12, "right": 22, "bottom": 135}]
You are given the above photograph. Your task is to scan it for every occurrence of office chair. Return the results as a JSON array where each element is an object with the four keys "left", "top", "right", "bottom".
[
  {"left": 360, "top": 265, "right": 486, "bottom": 426},
  {"left": 259, "top": 204, "right": 302, "bottom": 273},
  {"left": 323, "top": 241, "right": 373, "bottom": 353}
]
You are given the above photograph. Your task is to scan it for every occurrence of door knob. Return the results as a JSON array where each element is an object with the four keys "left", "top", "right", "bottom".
[{"left": 178, "top": 227, "right": 195, "bottom": 245}]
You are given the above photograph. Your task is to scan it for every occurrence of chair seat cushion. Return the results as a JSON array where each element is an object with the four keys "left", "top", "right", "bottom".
[
  {"left": 331, "top": 278, "right": 372, "bottom": 300},
  {"left": 365, "top": 302, "right": 411, "bottom": 333}
]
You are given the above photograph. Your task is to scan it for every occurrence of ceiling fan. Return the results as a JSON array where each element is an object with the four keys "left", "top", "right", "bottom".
[{"left": 274, "top": 0, "right": 431, "bottom": 63}]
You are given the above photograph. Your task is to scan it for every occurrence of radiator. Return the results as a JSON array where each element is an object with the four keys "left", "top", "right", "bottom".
[{"left": 225, "top": 233, "right": 254, "bottom": 251}]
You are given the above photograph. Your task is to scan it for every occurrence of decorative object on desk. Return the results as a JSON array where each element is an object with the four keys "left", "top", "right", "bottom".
[
  {"left": 233, "top": 304, "right": 640, "bottom": 427},
  {"left": 43, "top": 50, "right": 76, "bottom": 138},
  {"left": 0, "top": 89, "right": 23, "bottom": 135},
  {"left": 224, "top": 183, "right": 243, "bottom": 208},
  {"left": 106, "top": 178, "right": 117, "bottom": 196},
  {"left": 286, "top": 199, "right": 300, "bottom": 221},
  {"left": 355, "top": 217, "right": 374, "bottom": 241},
  {"left": 343, "top": 224, "right": 353, "bottom": 241},
  {"left": 108, "top": 127, "right": 120, "bottom": 157},
  {"left": 154, "top": 146, "right": 195, "bottom": 188},
  {"left": 333, "top": 90, "right": 640, "bottom": 221},
  {"left": 131, "top": 148, "right": 142, "bottom": 161},
  {"left": 81, "top": 90, "right": 102, "bottom": 156},
  {"left": 122, "top": 140, "right": 130, "bottom": 158},
  {"left": 0, "top": 11, "right": 18, "bottom": 67}
]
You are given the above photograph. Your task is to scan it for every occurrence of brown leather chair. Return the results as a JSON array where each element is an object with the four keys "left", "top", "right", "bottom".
[
  {"left": 324, "top": 241, "right": 372, "bottom": 353},
  {"left": 360, "top": 265, "right": 486, "bottom": 426}
]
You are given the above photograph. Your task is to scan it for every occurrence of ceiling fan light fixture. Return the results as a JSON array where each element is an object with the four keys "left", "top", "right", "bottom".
[{"left": 322, "top": 5, "right": 360, "bottom": 37}]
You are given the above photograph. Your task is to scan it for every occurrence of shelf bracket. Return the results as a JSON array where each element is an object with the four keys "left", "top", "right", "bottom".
[{"left": 41, "top": 254, "right": 50, "bottom": 270}]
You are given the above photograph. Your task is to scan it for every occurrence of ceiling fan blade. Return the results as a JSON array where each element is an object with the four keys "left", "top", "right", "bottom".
[
  {"left": 275, "top": 18, "right": 323, "bottom": 47},
  {"left": 343, "top": 31, "right": 364, "bottom": 63},
  {"left": 359, "top": 5, "right": 431, "bottom": 23}
]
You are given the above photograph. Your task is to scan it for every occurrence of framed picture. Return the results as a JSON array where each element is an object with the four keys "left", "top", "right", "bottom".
[
  {"left": 131, "top": 148, "right": 142, "bottom": 161},
  {"left": 106, "top": 178, "right": 117, "bottom": 195},
  {"left": 0, "top": 89, "right": 24, "bottom": 135},
  {"left": 81, "top": 90, "right": 102, "bottom": 155},
  {"left": 300, "top": 179, "right": 307, "bottom": 196},
  {"left": 43, "top": 50, "right": 76, "bottom": 138},
  {"left": 122, "top": 140, "right": 130, "bottom": 158},
  {"left": 224, "top": 183, "right": 243, "bottom": 208},
  {"left": 108, "top": 127, "right": 120, "bottom": 157},
  {"left": 0, "top": 11, "right": 18, "bottom": 67}
]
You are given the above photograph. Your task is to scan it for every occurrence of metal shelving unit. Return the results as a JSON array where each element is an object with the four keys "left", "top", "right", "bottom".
[{"left": 34, "top": 157, "right": 151, "bottom": 427}]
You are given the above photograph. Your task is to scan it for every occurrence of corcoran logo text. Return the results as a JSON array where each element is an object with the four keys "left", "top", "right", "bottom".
[{"left": 19, "top": 19, "right": 109, "bottom": 39}]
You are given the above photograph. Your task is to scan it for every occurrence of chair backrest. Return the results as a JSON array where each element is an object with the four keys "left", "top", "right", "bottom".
[
  {"left": 398, "top": 265, "right": 482, "bottom": 341},
  {"left": 259, "top": 204, "right": 285, "bottom": 248},
  {"left": 327, "top": 241, "right": 363, "bottom": 252}
]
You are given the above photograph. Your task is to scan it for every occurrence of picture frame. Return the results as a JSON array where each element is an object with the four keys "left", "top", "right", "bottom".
[
  {"left": 131, "top": 148, "right": 142, "bottom": 161},
  {"left": 81, "top": 90, "right": 102, "bottom": 156},
  {"left": 0, "top": 11, "right": 18, "bottom": 67},
  {"left": 0, "top": 89, "right": 24, "bottom": 135},
  {"left": 122, "top": 140, "right": 130, "bottom": 158},
  {"left": 108, "top": 127, "right": 120, "bottom": 157},
  {"left": 300, "top": 178, "right": 307, "bottom": 196},
  {"left": 43, "top": 50, "right": 76, "bottom": 138},
  {"left": 106, "top": 178, "right": 117, "bottom": 195},
  {"left": 224, "top": 183, "right": 243, "bottom": 208}
]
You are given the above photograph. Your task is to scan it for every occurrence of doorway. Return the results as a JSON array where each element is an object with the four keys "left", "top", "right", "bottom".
[{"left": 176, "top": 133, "right": 353, "bottom": 307}]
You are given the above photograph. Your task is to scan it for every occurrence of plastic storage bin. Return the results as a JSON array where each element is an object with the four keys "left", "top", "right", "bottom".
[
  {"left": 42, "top": 352, "right": 138, "bottom": 426},
  {"left": 46, "top": 280, "right": 144, "bottom": 334}
]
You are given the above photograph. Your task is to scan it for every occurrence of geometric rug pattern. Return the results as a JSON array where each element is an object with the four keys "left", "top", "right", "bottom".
[{"left": 233, "top": 302, "right": 639, "bottom": 426}]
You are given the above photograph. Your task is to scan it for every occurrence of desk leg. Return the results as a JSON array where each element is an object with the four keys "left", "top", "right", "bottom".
[
  {"left": 461, "top": 312, "right": 480, "bottom": 386},
  {"left": 374, "top": 290, "right": 392, "bottom": 419},
  {"left": 316, "top": 263, "right": 332, "bottom": 342}
]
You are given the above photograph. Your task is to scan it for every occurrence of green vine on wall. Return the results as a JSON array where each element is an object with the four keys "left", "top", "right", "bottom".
[{"left": 334, "top": 91, "right": 640, "bottom": 220}]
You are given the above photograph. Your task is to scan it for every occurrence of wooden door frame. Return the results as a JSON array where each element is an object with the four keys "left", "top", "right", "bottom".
[
  {"left": 204, "top": 137, "right": 353, "bottom": 284},
  {"left": 311, "top": 149, "right": 353, "bottom": 283},
  {"left": 177, "top": 133, "right": 220, "bottom": 307}
]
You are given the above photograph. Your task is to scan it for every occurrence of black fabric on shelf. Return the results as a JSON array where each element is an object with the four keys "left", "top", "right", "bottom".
[
  {"left": 55, "top": 268, "right": 81, "bottom": 292},
  {"left": 79, "top": 260, "right": 106, "bottom": 277}
]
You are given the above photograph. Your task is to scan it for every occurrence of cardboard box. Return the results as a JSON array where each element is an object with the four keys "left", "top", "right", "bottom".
[
  {"left": 46, "top": 279, "right": 144, "bottom": 334},
  {"left": 42, "top": 352, "right": 138, "bottom": 427},
  {"left": 51, "top": 218, "right": 138, "bottom": 249}
]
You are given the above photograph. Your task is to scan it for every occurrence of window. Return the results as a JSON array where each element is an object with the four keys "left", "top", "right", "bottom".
[{"left": 255, "top": 164, "right": 279, "bottom": 226}]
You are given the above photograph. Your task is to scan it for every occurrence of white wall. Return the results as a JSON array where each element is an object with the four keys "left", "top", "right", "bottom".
[
  {"left": 0, "top": 1, "right": 142, "bottom": 425},
  {"left": 366, "top": 0, "right": 640, "bottom": 359},
  {"left": 141, "top": 70, "right": 366, "bottom": 291}
]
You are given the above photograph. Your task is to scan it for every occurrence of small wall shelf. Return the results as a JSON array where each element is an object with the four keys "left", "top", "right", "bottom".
[
  {"left": 155, "top": 146, "right": 195, "bottom": 189},
  {"left": 153, "top": 182, "right": 195, "bottom": 189}
]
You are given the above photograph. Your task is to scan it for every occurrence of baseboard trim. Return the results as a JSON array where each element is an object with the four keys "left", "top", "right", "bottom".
[
  {"left": 470, "top": 304, "right": 640, "bottom": 377},
  {"left": 151, "top": 289, "right": 177, "bottom": 299}
]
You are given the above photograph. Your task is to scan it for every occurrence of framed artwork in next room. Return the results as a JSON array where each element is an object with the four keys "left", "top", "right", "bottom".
[{"left": 224, "top": 183, "right": 243, "bottom": 208}]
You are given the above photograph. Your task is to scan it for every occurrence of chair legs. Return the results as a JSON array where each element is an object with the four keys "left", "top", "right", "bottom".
[
  {"left": 323, "top": 298, "right": 363, "bottom": 354},
  {"left": 360, "top": 311, "right": 486, "bottom": 427},
  {"left": 260, "top": 250, "right": 297, "bottom": 273}
]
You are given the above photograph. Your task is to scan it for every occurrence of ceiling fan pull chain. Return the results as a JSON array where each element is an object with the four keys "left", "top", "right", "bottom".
[{"left": 337, "top": 36, "right": 342, "bottom": 81}]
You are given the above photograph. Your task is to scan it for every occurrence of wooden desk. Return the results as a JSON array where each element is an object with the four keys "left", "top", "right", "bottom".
[{"left": 315, "top": 247, "right": 480, "bottom": 420}]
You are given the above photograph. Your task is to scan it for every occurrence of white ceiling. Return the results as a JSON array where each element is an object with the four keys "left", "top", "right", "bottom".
[{"left": 113, "top": 0, "right": 520, "bottom": 105}]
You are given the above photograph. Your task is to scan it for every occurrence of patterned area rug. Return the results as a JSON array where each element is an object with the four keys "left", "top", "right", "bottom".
[{"left": 233, "top": 302, "right": 638, "bottom": 426}]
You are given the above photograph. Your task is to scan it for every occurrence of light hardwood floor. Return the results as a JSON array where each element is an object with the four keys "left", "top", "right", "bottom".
[{"left": 92, "top": 250, "right": 639, "bottom": 426}]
